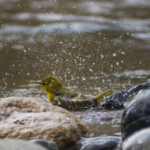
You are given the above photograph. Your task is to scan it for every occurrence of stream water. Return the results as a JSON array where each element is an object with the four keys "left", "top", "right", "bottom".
[{"left": 0, "top": 0, "right": 150, "bottom": 137}]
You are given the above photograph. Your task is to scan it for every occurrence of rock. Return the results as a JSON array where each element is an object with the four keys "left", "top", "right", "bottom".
[
  {"left": 30, "top": 139, "right": 59, "bottom": 150},
  {"left": 101, "top": 82, "right": 150, "bottom": 109},
  {"left": 0, "top": 97, "right": 89, "bottom": 150},
  {"left": 0, "top": 139, "right": 47, "bottom": 150},
  {"left": 120, "top": 127, "right": 150, "bottom": 150},
  {"left": 121, "top": 90, "right": 150, "bottom": 140},
  {"left": 74, "top": 135, "right": 121, "bottom": 150},
  {"left": 73, "top": 109, "right": 122, "bottom": 125}
]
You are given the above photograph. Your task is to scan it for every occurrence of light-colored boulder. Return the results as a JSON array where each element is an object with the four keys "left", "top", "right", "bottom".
[
  {"left": 0, "top": 139, "right": 47, "bottom": 150},
  {"left": 0, "top": 97, "right": 89, "bottom": 150}
]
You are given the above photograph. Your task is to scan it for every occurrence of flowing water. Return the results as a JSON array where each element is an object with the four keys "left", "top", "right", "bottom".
[{"left": 0, "top": 0, "right": 150, "bottom": 136}]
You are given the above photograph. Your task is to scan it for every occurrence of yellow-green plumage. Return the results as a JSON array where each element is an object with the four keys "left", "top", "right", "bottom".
[{"left": 36, "top": 75, "right": 112, "bottom": 110}]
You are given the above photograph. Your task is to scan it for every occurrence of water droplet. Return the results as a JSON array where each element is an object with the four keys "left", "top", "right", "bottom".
[
  {"left": 82, "top": 77, "right": 86, "bottom": 80},
  {"left": 121, "top": 51, "right": 125, "bottom": 55},
  {"left": 89, "top": 68, "right": 93, "bottom": 72},
  {"left": 116, "top": 62, "right": 119, "bottom": 65},
  {"left": 113, "top": 53, "right": 116, "bottom": 56}
]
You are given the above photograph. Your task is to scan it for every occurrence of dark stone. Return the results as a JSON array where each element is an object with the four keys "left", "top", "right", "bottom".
[
  {"left": 74, "top": 135, "right": 121, "bottom": 150},
  {"left": 121, "top": 89, "right": 150, "bottom": 140},
  {"left": 120, "top": 127, "right": 150, "bottom": 150},
  {"left": 101, "top": 82, "right": 150, "bottom": 109},
  {"left": 30, "top": 139, "right": 59, "bottom": 150}
]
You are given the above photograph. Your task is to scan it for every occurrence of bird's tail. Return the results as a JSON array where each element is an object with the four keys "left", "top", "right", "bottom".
[{"left": 93, "top": 90, "right": 113, "bottom": 103}]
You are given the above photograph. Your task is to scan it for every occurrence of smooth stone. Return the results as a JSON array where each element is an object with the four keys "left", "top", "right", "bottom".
[
  {"left": 121, "top": 90, "right": 150, "bottom": 140},
  {"left": 74, "top": 135, "right": 121, "bottom": 150},
  {"left": 101, "top": 82, "right": 150, "bottom": 109},
  {"left": 0, "top": 139, "right": 47, "bottom": 150},
  {"left": 0, "top": 97, "right": 89, "bottom": 150},
  {"left": 120, "top": 127, "right": 150, "bottom": 150},
  {"left": 30, "top": 139, "right": 58, "bottom": 150}
]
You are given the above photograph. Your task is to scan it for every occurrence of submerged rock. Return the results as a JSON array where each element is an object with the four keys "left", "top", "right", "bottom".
[
  {"left": 121, "top": 90, "right": 150, "bottom": 140},
  {"left": 0, "top": 139, "right": 47, "bottom": 150},
  {"left": 101, "top": 82, "right": 150, "bottom": 109},
  {"left": 120, "top": 127, "right": 150, "bottom": 150},
  {"left": 74, "top": 135, "right": 121, "bottom": 150},
  {"left": 0, "top": 97, "right": 89, "bottom": 150}
]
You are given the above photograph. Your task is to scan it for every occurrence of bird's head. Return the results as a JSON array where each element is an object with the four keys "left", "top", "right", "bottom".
[{"left": 36, "top": 75, "right": 63, "bottom": 93}]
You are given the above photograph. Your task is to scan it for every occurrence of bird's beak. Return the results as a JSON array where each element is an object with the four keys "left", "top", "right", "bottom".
[{"left": 35, "top": 81, "right": 41, "bottom": 87}]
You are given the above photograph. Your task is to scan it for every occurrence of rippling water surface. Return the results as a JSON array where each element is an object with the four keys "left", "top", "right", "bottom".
[{"left": 0, "top": 0, "right": 150, "bottom": 136}]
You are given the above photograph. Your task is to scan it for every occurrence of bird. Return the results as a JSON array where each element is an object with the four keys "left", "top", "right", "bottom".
[{"left": 36, "top": 75, "right": 112, "bottom": 110}]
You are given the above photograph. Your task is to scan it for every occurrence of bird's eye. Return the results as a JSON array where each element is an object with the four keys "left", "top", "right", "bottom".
[{"left": 42, "top": 83, "right": 46, "bottom": 85}]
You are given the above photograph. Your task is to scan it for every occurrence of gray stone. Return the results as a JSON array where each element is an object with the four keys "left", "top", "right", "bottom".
[
  {"left": 121, "top": 90, "right": 150, "bottom": 140},
  {"left": 74, "top": 135, "right": 121, "bottom": 150},
  {"left": 101, "top": 82, "right": 150, "bottom": 109},
  {"left": 120, "top": 127, "right": 150, "bottom": 150},
  {"left": 0, "top": 139, "right": 47, "bottom": 150},
  {"left": 30, "top": 139, "right": 59, "bottom": 150}
]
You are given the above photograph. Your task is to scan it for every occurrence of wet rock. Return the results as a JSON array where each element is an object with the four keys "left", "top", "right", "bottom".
[
  {"left": 74, "top": 135, "right": 121, "bottom": 150},
  {"left": 120, "top": 127, "right": 150, "bottom": 150},
  {"left": 73, "top": 109, "right": 122, "bottom": 123},
  {"left": 101, "top": 82, "right": 150, "bottom": 109},
  {"left": 121, "top": 90, "right": 150, "bottom": 140},
  {"left": 0, "top": 97, "right": 89, "bottom": 150},
  {"left": 0, "top": 139, "right": 47, "bottom": 150},
  {"left": 30, "top": 139, "right": 58, "bottom": 150}
]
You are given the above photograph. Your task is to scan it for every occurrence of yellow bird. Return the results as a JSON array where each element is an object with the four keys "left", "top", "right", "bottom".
[{"left": 36, "top": 75, "right": 112, "bottom": 110}]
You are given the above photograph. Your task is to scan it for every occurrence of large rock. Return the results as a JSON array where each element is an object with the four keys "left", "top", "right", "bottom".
[
  {"left": 0, "top": 97, "right": 89, "bottom": 150},
  {"left": 120, "top": 127, "right": 150, "bottom": 150},
  {"left": 121, "top": 90, "right": 150, "bottom": 140}
]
